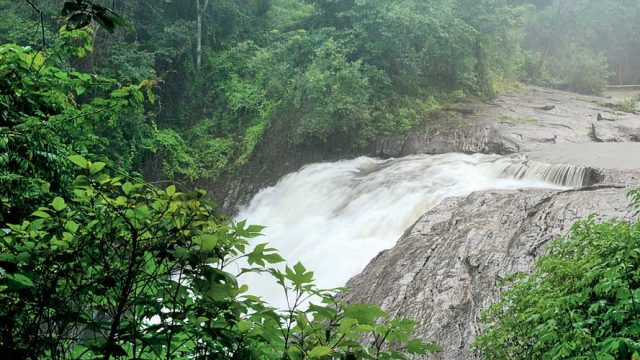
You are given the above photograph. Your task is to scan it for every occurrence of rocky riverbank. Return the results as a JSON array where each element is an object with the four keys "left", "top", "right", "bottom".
[
  {"left": 343, "top": 171, "right": 639, "bottom": 359},
  {"left": 219, "top": 85, "right": 640, "bottom": 213},
  {"left": 341, "top": 86, "right": 640, "bottom": 359},
  {"left": 376, "top": 86, "right": 640, "bottom": 157}
]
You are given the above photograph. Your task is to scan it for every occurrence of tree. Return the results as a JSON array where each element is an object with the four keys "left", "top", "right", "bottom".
[
  {"left": 0, "top": 42, "right": 162, "bottom": 224},
  {"left": 196, "top": 0, "right": 210, "bottom": 72},
  {"left": 0, "top": 42, "right": 439, "bottom": 360}
]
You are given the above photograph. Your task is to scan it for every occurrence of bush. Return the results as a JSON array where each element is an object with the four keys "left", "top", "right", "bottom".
[
  {"left": 543, "top": 45, "right": 609, "bottom": 94},
  {"left": 151, "top": 128, "right": 199, "bottom": 180},
  {"left": 291, "top": 39, "right": 372, "bottom": 145},
  {"left": 475, "top": 191, "right": 640, "bottom": 359},
  {"left": 614, "top": 99, "right": 638, "bottom": 114},
  {"left": 0, "top": 155, "right": 440, "bottom": 359}
]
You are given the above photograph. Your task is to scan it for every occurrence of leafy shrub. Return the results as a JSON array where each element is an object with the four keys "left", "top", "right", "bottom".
[
  {"left": 151, "top": 128, "right": 199, "bottom": 180},
  {"left": 291, "top": 39, "right": 372, "bottom": 145},
  {"left": 614, "top": 99, "right": 638, "bottom": 114},
  {"left": 475, "top": 192, "right": 640, "bottom": 359},
  {"left": 0, "top": 155, "right": 440, "bottom": 359},
  {"left": 0, "top": 44, "right": 159, "bottom": 222},
  {"left": 543, "top": 45, "right": 609, "bottom": 94}
]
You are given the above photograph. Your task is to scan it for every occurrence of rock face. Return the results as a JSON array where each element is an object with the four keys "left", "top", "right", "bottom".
[
  {"left": 221, "top": 84, "right": 640, "bottom": 357},
  {"left": 340, "top": 87, "right": 640, "bottom": 359},
  {"left": 343, "top": 171, "right": 640, "bottom": 359},
  {"left": 215, "top": 85, "right": 640, "bottom": 213},
  {"left": 376, "top": 86, "right": 640, "bottom": 158}
]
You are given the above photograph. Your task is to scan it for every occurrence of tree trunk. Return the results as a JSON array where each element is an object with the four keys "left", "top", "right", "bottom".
[
  {"left": 196, "top": 0, "right": 209, "bottom": 73},
  {"left": 532, "top": 45, "right": 550, "bottom": 82}
]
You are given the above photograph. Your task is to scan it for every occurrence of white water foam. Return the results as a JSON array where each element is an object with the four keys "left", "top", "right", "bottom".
[{"left": 235, "top": 153, "right": 584, "bottom": 308}]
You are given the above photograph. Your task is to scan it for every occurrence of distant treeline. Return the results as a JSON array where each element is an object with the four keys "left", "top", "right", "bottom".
[{"left": 1, "top": 0, "right": 638, "bottom": 183}]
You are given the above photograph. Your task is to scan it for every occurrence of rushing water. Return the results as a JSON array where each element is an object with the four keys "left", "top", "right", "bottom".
[{"left": 235, "top": 153, "right": 589, "bottom": 308}]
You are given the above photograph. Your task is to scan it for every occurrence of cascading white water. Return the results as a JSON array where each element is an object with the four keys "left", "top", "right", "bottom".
[
  {"left": 235, "top": 153, "right": 590, "bottom": 308},
  {"left": 487, "top": 155, "right": 594, "bottom": 187}
]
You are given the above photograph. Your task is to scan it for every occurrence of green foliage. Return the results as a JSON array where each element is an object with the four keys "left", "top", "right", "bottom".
[
  {"left": 475, "top": 195, "right": 640, "bottom": 359},
  {"left": 171, "top": 0, "right": 525, "bottom": 177},
  {"left": 0, "top": 44, "right": 75, "bottom": 223},
  {"left": 268, "top": 0, "right": 315, "bottom": 29},
  {"left": 0, "top": 44, "right": 193, "bottom": 222},
  {"left": 96, "top": 42, "right": 156, "bottom": 84},
  {"left": 520, "top": 0, "right": 640, "bottom": 93},
  {"left": 184, "top": 120, "right": 237, "bottom": 180},
  {"left": 0, "top": 31, "right": 437, "bottom": 359},
  {"left": 542, "top": 45, "right": 609, "bottom": 95},
  {"left": 613, "top": 99, "right": 638, "bottom": 114},
  {"left": 149, "top": 128, "right": 199, "bottom": 180},
  {"left": 61, "top": 0, "right": 131, "bottom": 33},
  {"left": 0, "top": 154, "right": 439, "bottom": 359},
  {"left": 5, "top": 0, "right": 640, "bottom": 183},
  {"left": 291, "top": 38, "right": 371, "bottom": 144}
]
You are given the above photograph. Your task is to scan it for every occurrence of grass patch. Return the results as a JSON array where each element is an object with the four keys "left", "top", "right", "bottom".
[
  {"left": 615, "top": 99, "right": 637, "bottom": 113},
  {"left": 597, "top": 99, "right": 637, "bottom": 114},
  {"left": 500, "top": 114, "right": 515, "bottom": 123}
]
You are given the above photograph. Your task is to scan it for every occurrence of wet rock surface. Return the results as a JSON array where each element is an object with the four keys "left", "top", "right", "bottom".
[
  {"left": 376, "top": 86, "right": 640, "bottom": 158},
  {"left": 344, "top": 172, "right": 640, "bottom": 359},
  {"left": 218, "top": 85, "right": 640, "bottom": 213},
  {"left": 343, "top": 86, "right": 640, "bottom": 359}
]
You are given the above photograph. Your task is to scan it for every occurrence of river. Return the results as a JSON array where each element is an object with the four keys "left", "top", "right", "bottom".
[{"left": 235, "top": 152, "right": 592, "bottom": 308}]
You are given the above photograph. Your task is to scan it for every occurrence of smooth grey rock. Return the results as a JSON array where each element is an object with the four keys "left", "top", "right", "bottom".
[
  {"left": 343, "top": 172, "right": 640, "bottom": 359},
  {"left": 374, "top": 86, "right": 640, "bottom": 159}
]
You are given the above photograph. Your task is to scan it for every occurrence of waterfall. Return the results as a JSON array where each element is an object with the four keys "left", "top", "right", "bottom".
[
  {"left": 234, "top": 153, "right": 594, "bottom": 308},
  {"left": 484, "top": 155, "right": 597, "bottom": 187}
]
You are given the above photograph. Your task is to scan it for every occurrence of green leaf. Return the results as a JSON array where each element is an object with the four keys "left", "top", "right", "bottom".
[
  {"left": 32, "top": 210, "right": 51, "bottom": 219},
  {"left": 65, "top": 220, "right": 80, "bottom": 234},
  {"left": 27, "top": 219, "right": 45, "bottom": 231},
  {"left": 287, "top": 345, "right": 304, "bottom": 360},
  {"left": 9, "top": 273, "right": 34, "bottom": 288},
  {"left": 194, "top": 234, "right": 218, "bottom": 251},
  {"left": 51, "top": 197, "right": 67, "bottom": 211},
  {"left": 166, "top": 185, "right": 176, "bottom": 196},
  {"left": 307, "top": 345, "right": 332, "bottom": 358},
  {"left": 236, "top": 320, "right": 252, "bottom": 332},
  {"left": 68, "top": 155, "right": 88, "bottom": 168},
  {"left": 405, "top": 339, "right": 441, "bottom": 354},
  {"left": 90, "top": 162, "right": 106, "bottom": 174},
  {"left": 339, "top": 318, "right": 358, "bottom": 334},
  {"left": 343, "top": 304, "right": 387, "bottom": 325},
  {"left": 122, "top": 182, "right": 134, "bottom": 195}
]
